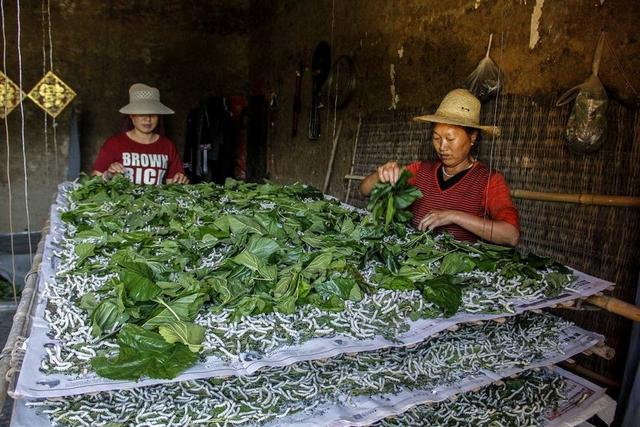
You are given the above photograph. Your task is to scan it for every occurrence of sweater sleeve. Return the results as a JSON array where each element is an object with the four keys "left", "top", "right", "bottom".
[
  {"left": 483, "top": 172, "right": 520, "bottom": 231},
  {"left": 404, "top": 161, "right": 421, "bottom": 186}
]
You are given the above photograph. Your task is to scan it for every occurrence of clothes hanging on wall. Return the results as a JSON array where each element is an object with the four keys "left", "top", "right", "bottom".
[
  {"left": 183, "top": 96, "right": 267, "bottom": 184},
  {"left": 184, "top": 97, "right": 233, "bottom": 184},
  {"left": 229, "top": 96, "right": 248, "bottom": 181},
  {"left": 246, "top": 96, "right": 268, "bottom": 181}
]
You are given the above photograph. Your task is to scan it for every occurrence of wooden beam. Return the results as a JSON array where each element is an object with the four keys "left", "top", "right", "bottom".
[
  {"left": 0, "top": 224, "right": 48, "bottom": 411},
  {"left": 510, "top": 189, "right": 640, "bottom": 208},
  {"left": 588, "top": 343, "right": 616, "bottom": 361},
  {"left": 557, "top": 361, "right": 621, "bottom": 389},
  {"left": 586, "top": 295, "right": 640, "bottom": 322}
]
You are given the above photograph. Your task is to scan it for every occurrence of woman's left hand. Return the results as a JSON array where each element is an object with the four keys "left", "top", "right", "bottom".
[
  {"left": 418, "top": 209, "right": 459, "bottom": 231},
  {"left": 167, "top": 172, "right": 190, "bottom": 184}
]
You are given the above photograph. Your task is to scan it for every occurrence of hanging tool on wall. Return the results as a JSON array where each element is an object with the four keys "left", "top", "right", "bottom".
[
  {"left": 308, "top": 41, "right": 331, "bottom": 140},
  {"left": 292, "top": 60, "right": 304, "bottom": 137},
  {"left": 327, "top": 55, "right": 357, "bottom": 110}
]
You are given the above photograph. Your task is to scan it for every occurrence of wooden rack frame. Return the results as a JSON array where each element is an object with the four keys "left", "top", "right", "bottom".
[
  {"left": 2, "top": 195, "right": 639, "bottom": 415},
  {"left": 0, "top": 224, "right": 47, "bottom": 411},
  {"left": 586, "top": 295, "right": 640, "bottom": 322}
]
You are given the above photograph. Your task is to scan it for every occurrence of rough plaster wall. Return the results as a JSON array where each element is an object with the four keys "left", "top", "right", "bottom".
[
  {"left": 249, "top": 0, "right": 640, "bottom": 199},
  {"left": 0, "top": 0, "right": 250, "bottom": 232}
]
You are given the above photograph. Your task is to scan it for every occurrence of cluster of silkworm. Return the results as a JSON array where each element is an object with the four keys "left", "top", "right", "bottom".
[
  {"left": 31, "top": 313, "right": 582, "bottom": 426},
  {"left": 42, "top": 221, "right": 576, "bottom": 375},
  {"left": 374, "top": 370, "right": 566, "bottom": 427}
]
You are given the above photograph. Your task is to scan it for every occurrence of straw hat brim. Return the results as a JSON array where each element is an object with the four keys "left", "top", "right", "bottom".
[
  {"left": 119, "top": 100, "right": 174, "bottom": 115},
  {"left": 413, "top": 114, "right": 500, "bottom": 137}
]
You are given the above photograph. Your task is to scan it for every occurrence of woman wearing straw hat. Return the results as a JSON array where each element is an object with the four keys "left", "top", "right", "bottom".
[
  {"left": 93, "top": 83, "right": 189, "bottom": 185},
  {"left": 360, "top": 89, "right": 520, "bottom": 246}
]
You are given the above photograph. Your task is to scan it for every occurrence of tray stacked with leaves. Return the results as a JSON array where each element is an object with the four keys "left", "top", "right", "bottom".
[
  {"left": 16, "top": 313, "right": 605, "bottom": 426},
  {"left": 11, "top": 176, "right": 612, "bottom": 426}
]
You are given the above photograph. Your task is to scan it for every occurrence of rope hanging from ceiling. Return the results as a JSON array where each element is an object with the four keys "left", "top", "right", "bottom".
[
  {"left": 0, "top": 0, "right": 74, "bottom": 302},
  {"left": 15, "top": 0, "right": 34, "bottom": 263},
  {"left": 1, "top": 0, "right": 17, "bottom": 303}
]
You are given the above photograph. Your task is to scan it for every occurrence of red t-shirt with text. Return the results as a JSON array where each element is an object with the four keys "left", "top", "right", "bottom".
[{"left": 93, "top": 133, "right": 184, "bottom": 185}]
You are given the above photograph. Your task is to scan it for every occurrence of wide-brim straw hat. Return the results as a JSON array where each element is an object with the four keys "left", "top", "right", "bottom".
[
  {"left": 413, "top": 88, "right": 500, "bottom": 137},
  {"left": 119, "top": 83, "right": 174, "bottom": 115}
]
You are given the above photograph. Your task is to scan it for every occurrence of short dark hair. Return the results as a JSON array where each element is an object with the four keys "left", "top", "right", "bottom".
[
  {"left": 463, "top": 126, "right": 481, "bottom": 155},
  {"left": 463, "top": 126, "right": 481, "bottom": 143},
  {"left": 463, "top": 126, "right": 480, "bottom": 138}
]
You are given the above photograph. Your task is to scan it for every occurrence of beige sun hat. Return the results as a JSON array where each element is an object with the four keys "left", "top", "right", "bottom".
[
  {"left": 119, "top": 83, "right": 174, "bottom": 115},
  {"left": 413, "top": 88, "right": 500, "bottom": 136}
]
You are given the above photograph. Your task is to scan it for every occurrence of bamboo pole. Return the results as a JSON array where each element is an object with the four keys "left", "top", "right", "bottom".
[
  {"left": 342, "top": 174, "right": 640, "bottom": 208},
  {"left": 345, "top": 174, "right": 366, "bottom": 181},
  {"left": 585, "top": 295, "right": 640, "bottom": 322},
  {"left": 343, "top": 173, "right": 640, "bottom": 208},
  {"left": 0, "top": 224, "right": 47, "bottom": 413},
  {"left": 557, "top": 361, "right": 620, "bottom": 389},
  {"left": 510, "top": 189, "right": 640, "bottom": 208},
  {"left": 590, "top": 343, "right": 616, "bottom": 360},
  {"left": 322, "top": 120, "right": 343, "bottom": 194},
  {"left": 583, "top": 343, "right": 616, "bottom": 360},
  {"left": 344, "top": 116, "right": 362, "bottom": 204}
]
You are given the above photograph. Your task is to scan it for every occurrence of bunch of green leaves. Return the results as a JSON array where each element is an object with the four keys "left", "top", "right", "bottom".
[
  {"left": 367, "top": 169, "right": 422, "bottom": 230},
  {"left": 79, "top": 256, "right": 208, "bottom": 380},
  {"left": 91, "top": 324, "right": 200, "bottom": 380}
]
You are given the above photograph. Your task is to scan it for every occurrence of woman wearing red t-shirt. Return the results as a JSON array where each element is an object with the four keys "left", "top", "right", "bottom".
[
  {"left": 93, "top": 83, "right": 189, "bottom": 185},
  {"left": 360, "top": 89, "right": 520, "bottom": 247}
]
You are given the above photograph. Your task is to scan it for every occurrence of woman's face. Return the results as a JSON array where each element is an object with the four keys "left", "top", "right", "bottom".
[
  {"left": 130, "top": 114, "right": 159, "bottom": 134},
  {"left": 431, "top": 123, "right": 477, "bottom": 167}
]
